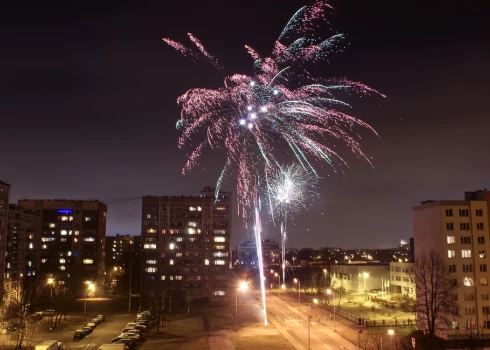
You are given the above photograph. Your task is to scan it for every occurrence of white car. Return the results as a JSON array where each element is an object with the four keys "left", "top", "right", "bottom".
[{"left": 118, "top": 331, "right": 140, "bottom": 341}]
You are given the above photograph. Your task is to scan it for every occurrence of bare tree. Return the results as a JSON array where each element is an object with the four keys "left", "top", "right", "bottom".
[{"left": 413, "top": 250, "right": 458, "bottom": 346}]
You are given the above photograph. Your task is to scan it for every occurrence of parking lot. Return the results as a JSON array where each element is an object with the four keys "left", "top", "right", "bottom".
[{"left": 31, "top": 312, "right": 151, "bottom": 350}]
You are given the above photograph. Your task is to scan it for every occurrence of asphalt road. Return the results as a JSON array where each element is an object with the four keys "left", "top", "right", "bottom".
[
  {"left": 35, "top": 314, "right": 136, "bottom": 350},
  {"left": 267, "top": 295, "right": 348, "bottom": 350}
]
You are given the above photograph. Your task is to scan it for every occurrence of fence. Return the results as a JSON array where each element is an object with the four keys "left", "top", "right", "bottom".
[{"left": 320, "top": 302, "right": 416, "bottom": 327}]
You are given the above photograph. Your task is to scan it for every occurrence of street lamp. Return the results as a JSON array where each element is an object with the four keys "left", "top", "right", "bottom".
[
  {"left": 84, "top": 281, "right": 95, "bottom": 322},
  {"left": 236, "top": 281, "right": 248, "bottom": 331},
  {"left": 308, "top": 298, "right": 318, "bottom": 350},
  {"left": 294, "top": 278, "right": 301, "bottom": 310},
  {"left": 326, "top": 289, "right": 336, "bottom": 331},
  {"left": 47, "top": 278, "right": 54, "bottom": 308},
  {"left": 362, "top": 272, "right": 369, "bottom": 293}
]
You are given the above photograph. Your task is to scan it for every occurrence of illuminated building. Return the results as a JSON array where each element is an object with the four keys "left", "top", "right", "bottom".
[
  {"left": 413, "top": 189, "right": 490, "bottom": 336},
  {"left": 141, "top": 186, "right": 231, "bottom": 302},
  {"left": 0, "top": 181, "right": 11, "bottom": 305},
  {"left": 17, "top": 199, "right": 107, "bottom": 286}
]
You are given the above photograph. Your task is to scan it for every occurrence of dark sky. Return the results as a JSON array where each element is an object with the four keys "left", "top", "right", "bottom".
[{"left": 1, "top": 0, "right": 489, "bottom": 249}]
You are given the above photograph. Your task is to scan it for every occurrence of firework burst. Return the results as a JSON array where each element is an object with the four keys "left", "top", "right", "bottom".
[{"left": 267, "top": 164, "right": 318, "bottom": 285}]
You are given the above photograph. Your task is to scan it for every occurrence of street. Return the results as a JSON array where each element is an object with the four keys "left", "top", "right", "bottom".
[
  {"left": 266, "top": 292, "right": 354, "bottom": 350},
  {"left": 33, "top": 313, "right": 136, "bottom": 350}
]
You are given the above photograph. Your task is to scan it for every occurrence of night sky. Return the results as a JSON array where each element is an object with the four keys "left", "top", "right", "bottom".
[{"left": 1, "top": 0, "right": 489, "bottom": 249}]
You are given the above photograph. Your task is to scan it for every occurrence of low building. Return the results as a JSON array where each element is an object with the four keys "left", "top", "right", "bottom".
[
  {"left": 236, "top": 239, "right": 280, "bottom": 266},
  {"left": 330, "top": 263, "right": 390, "bottom": 294},
  {"left": 389, "top": 262, "right": 415, "bottom": 298}
]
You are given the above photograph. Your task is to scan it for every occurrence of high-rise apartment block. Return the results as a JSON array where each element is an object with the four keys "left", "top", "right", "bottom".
[
  {"left": 141, "top": 187, "right": 231, "bottom": 301},
  {"left": 413, "top": 189, "right": 490, "bottom": 334},
  {"left": 0, "top": 181, "right": 11, "bottom": 304},
  {"left": 17, "top": 199, "right": 107, "bottom": 286}
]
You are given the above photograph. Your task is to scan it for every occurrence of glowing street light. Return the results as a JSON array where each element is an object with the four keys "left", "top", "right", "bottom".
[
  {"left": 362, "top": 272, "right": 369, "bottom": 293},
  {"left": 294, "top": 278, "right": 301, "bottom": 310},
  {"left": 84, "top": 281, "right": 95, "bottom": 322},
  {"left": 381, "top": 329, "right": 396, "bottom": 350},
  {"left": 236, "top": 281, "right": 249, "bottom": 331},
  {"left": 47, "top": 278, "right": 54, "bottom": 308}
]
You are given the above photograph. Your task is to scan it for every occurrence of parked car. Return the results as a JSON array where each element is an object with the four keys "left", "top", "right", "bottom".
[
  {"left": 113, "top": 339, "right": 136, "bottom": 350},
  {"left": 117, "top": 331, "right": 140, "bottom": 341},
  {"left": 96, "top": 314, "right": 105, "bottom": 322},
  {"left": 86, "top": 322, "right": 97, "bottom": 330},
  {"left": 121, "top": 328, "right": 140, "bottom": 335},
  {"left": 73, "top": 329, "right": 85, "bottom": 339},
  {"left": 82, "top": 326, "right": 93, "bottom": 335},
  {"left": 92, "top": 318, "right": 102, "bottom": 325},
  {"left": 44, "top": 309, "right": 56, "bottom": 316}
]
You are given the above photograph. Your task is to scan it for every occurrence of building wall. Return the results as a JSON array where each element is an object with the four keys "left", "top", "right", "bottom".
[
  {"left": 330, "top": 264, "right": 390, "bottom": 294},
  {"left": 17, "top": 200, "right": 107, "bottom": 287},
  {"left": 389, "top": 262, "right": 415, "bottom": 298},
  {"left": 141, "top": 187, "right": 231, "bottom": 301},
  {"left": 0, "top": 181, "right": 11, "bottom": 305},
  {"left": 413, "top": 196, "right": 490, "bottom": 335}
]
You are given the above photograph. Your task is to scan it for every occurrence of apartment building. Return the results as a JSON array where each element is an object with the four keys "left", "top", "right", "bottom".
[
  {"left": 141, "top": 186, "right": 231, "bottom": 302},
  {"left": 0, "top": 181, "right": 11, "bottom": 305},
  {"left": 17, "top": 199, "right": 107, "bottom": 287},
  {"left": 236, "top": 239, "right": 280, "bottom": 266},
  {"left": 413, "top": 190, "right": 490, "bottom": 335},
  {"left": 389, "top": 262, "right": 415, "bottom": 298},
  {"left": 3, "top": 205, "right": 42, "bottom": 313}
]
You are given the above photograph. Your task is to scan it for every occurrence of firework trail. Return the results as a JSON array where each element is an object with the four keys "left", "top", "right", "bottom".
[
  {"left": 267, "top": 164, "right": 318, "bottom": 286},
  {"left": 163, "top": 0, "right": 383, "bottom": 324}
]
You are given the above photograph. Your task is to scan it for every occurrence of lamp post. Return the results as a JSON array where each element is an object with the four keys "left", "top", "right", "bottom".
[
  {"left": 387, "top": 329, "right": 396, "bottom": 350},
  {"left": 362, "top": 272, "right": 369, "bottom": 293},
  {"left": 236, "top": 281, "right": 248, "bottom": 331},
  {"left": 84, "top": 282, "right": 95, "bottom": 323},
  {"left": 294, "top": 278, "right": 301, "bottom": 310},
  {"left": 308, "top": 298, "right": 318, "bottom": 350},
  {"left": 47, "top": 278, "right": 54, "bottom": 308},
  {"left": 327, "top": 288, "right": 336, "bottom": 331}
]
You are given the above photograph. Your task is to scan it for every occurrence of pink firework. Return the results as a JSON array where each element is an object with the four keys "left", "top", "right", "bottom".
[{"left": 163, "top": 0, "right": 384, "bottom": 219}]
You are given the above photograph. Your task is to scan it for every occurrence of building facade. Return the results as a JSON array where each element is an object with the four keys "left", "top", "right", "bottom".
[
  {"left": 236, "top": 239, "right": 280, "bottom": 266},
  {"left": 141, "top": 187, "right": 231, "bottom": 302},
  {"left": 389, "top": 262, "right": 415, "bottom": 298},
  {"left": 3, "top": 205, "right": 42, "bottom": 314},
  {"left": 330, "top": 263, "right": 390, "bottom": 294},
  {"left": 0, "top": 181, "right": 11, "bottom": 305},
  {"left": 17, "top": 199, "right": 107, "bottom": 287},
  {"left": 413, "top": 190, "right": 490, "bottom": 335}
]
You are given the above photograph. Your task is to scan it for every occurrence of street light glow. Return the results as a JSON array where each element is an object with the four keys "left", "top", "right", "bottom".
[
  {"left": 363, "top": 272, "right": 369, "bottom": 278},
  {"left": 238, "top": 281, "right": 248, "bottom": 292},
  {"left": 326, "top": 289, "right": 332, "bottom": 294},
  {"left": 387, "top": 329, "right": 395, "bottom": 335},
  {"left": 47, "top": 278, "right": 54, "bottom": 285}
]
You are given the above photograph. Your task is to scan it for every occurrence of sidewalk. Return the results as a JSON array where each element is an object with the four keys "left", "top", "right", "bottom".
[{"left": 270, "top": 293, "right": 359, "bottom": 350}]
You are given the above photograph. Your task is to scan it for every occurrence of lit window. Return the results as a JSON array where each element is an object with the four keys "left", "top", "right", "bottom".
[
  {"left": 41, "top": 259, "right": 47, "bottom": 264},
  {"left": 59, "top": 259, "right": 66, "bottom": 264},
  {"left": 216, "top": 206, "right": 226, "bottom": 211},
  {"left": 146, "top": 260, "right": 157, "bottom": 265},
  {"left": 147, "top": 228, "right": 156, "bottom": 233},
  {"left": 74, "top": 238, "right": 78, "bottom": 243},
  {"left": 214, "top": 237, "right": 226, "bottom": 242},
  {"left": 214, "top": 260, "right": 225, "bottom": 265},
  {"left": 188, "top": 222, "right": 197, "bottom": 227},
  {"left": 213, "top": 290, "right": 225, "bottom": 296},
  {"left": 74, "top": 230, "right": 79, "bottom": 236},
  {"left": 169, "top": 259, "right": 174, "bottom": 265},
  {"left": 29, "top": 243, "right": 34, "bottom": 249},
  {"left": 176, "top": 252, "right": 183, "bottom": 257},
  {"left": 197, "top": 206, "right": 202, "bottom": 211},
  {"left": 83, "top": 259, "right": 94, "bottom": 264},
  {"left": 215, "top": 245, "right": 225, "bottom": 250},
  {"left": 161, "top": 276, "right": 166, "bottom": 280},
  {"left": 144, "top": 244, "right": 157, "bottom": 249},
  {"left": 67, "top": 251, "right": 72, "bottom": 256},
  {"left": 448, "top": 250, "right": 455, "bottom": 259},
  {"left": 60, "top": 265, "right": 66, "bottom": 271},
  {"left": 447, "top": 236, "right": 455, "bottom": 244},
  {"left": 68, "top": 230, "right": 73, "bottom": 235},
  {"left": 169, "top": 243, "right": 175, "bottom": 250},
  {"left": 83, "top": 237, "right": 95, "bottom": 242},
  {"left": 205, "top": 259, "right": 210, "bottom": 265},
  {"left": 85, "top": 217, "right": 91, "bottom": 222},
  {"left": 175, "top": 276, "right": 183, "bottom": 280},
  {"left": 189, "top": 206, "right": 196, "bottom": 211},
  {"left": 464, "top": 277, "right": 474, "bottom": 287},
  {"left": 61, "top": 230, "right": 67, "bottom": 236},
  {"left": 42, "top": 244, "right": 47, "bottom": 249},
  {"left": 61, "top": 238, "right": 66, "bottom": 242},
  {"left": 49, "top": 223, "right": 55, "bottom": 228},
  {"left": 188, "top": 228, "right": 196, "bottom": 234},
  {"left": 462, "top": 250, "right": 472, "bottom": 258},
  {"left": 480, "top": 250, "right": 486, "bottom": 258},
  {"left": 146, "top": 214, "right": 151, "bottom": 218},
  {"left": 146, "top": 267, "right": 157, "bottom": 273}
]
